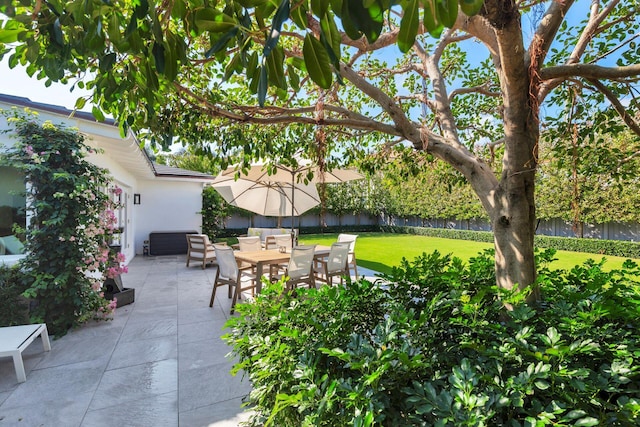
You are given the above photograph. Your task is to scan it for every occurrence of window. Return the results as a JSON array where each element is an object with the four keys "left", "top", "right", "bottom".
[{"left": 0, "top": 166, "right": 26, "bottom": 256}]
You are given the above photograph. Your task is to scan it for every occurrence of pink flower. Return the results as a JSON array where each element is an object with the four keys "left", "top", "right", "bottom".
[{"left": 25, "top": 145, "right": 34, "bottom": 156}]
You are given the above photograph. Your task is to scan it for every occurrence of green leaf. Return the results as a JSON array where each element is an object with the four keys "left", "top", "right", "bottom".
[
  {"left": 287, "top": 64, "right": 300, "bottom": 91},
  {"left": 311, "top": 0, "right": 328, "bottom": 17},
  {"left": 134, "top": 0, "right": 149, "bottom": 19},
  {"left": 0, "top": 20, "right": 25, "bottom": 43},
  {"left": 195, "top": 8, "right": 236, "bottom": 33},
  {"left": 291, "top": 2, "right": 308, "bottom": 29},
  {"left": 330, "top": 0, "right": 343, "bottom": 15},
  {"left": 319, "top": 17, "right": 343, "bottom": 85},
  {"left": 247, "top": 51, "right": 259, "bottom": 75},
  {"left": 163, "top": 40, "right": 178, "bottom": 80},
  {"left": 436, "top": 0, "right": 459, "bottom": 28},
  {"left": 340, "top": 1, "right": 362, "bottom": 40},
  {"left": 303, "top": 33, "right": 332, "bottom": 89},
  {"left": 171, "top": 0, "right": 187, "bottom": 19},
  {"left": 74, "top": 97, "right": 87, "bottom": 110},
  {"left": 459, "top": 0, "right": 484, "bottom": 17},
  {"left": 265, "top": 45, "right": 286, "bottom": 89},
  {"left": 264, "top": 0, "right": 290, "bottom": 57},
  {"left": 424, "top": 3, "right": 444, "bottom": 39},
  {"left": 258, "top": 64, "right": 268, "bottom": 106},
  {"left": 564, "top": 410, "right": 587, "bottom": 420},
  {"left": 345, "top": 0, "right": 384, "bottom": 43},
  {"left": 99, "top": 52, "right": 117, "bottom": 73},
  {"left": 397, "top": 0, "right": 419, "bottom": 53},
  {"left": 152, "top": 42, "right": 165, "bottom": 74},
  {"left": 204, "top": 27, "right": 239, "bottom": 58},
  {"left": 92, "top": 106, "right": 106, "bottom": 121},
  {"left": 320, "top": 13, "right": 340, "bottom": 60},
  {"left": 534, "top": 380, "right": 550, "bottom": 390},
  {"left": 574, "top": 418, "right": 600, "bottom": 426},
  {"left": 224, "top": 53, "right": 241, "bottom": 81},
  {"left": 52, "top": 17, "right": 64, "bottom": 47}
]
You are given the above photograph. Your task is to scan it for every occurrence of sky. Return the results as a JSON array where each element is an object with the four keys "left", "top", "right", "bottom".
[{"left": 0, "top": 59, "right": 91, "bottom": 111}]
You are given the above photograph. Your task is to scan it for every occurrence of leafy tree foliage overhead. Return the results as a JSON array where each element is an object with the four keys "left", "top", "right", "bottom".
[{"left": 1, "top": 0, "right": 639, "bottom": 296}]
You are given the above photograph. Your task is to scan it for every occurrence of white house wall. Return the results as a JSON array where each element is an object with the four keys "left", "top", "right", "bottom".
[
  {"left": 1, "top": 97, "right": 212, "bottom": 266},
  {"left": 134, "top": 179, "right": 204, "bottom": 255}
]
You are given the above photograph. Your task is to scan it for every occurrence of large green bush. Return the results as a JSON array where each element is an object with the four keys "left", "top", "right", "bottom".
[
  {"left": 224, "top": 250, "right": 640, "bottom": 426},
  {"left": 1, "top": 112, "right": 121, "bottom": 335},
  {"left": 0, "top": 264, "right": 29, "bottom": 326}
]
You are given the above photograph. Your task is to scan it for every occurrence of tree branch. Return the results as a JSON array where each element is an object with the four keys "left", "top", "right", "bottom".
[
  {"left": 529, "top": 0, "right": 575, "bottom": 65},
  {"left": 449, "top": 83, "right": 501, "bottom": 102},
  {"left": 537, "top": 0, "right": 620, "bottom": 101},
  {"left": 587, "top": 78, "right": 640, "bottom": 138},
  {"left": 540, "top": 63, "right": 640, "bottom": 81},
  {"left": 172, "top": 83, "right": 401, "bottom": 136}
]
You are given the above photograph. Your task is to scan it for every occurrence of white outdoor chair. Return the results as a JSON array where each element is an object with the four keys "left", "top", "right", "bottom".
[
  {"left": 265, "top": 233, "right": 293, "bottom": 250},
  {"left": 265, "top": 234, "right": 294, "bottom": 276},
  {"left": 314, "top": 242, "right": 350, "bottom": 287},
  {"left": 273, "top": 245, "right": 316, "bottom": 291},
  {"left": 237, "top": 235, "right": 261, "bottom": 252},
  {"left": 210, "top": 246, "right": 256, "bottom": 314},
  {"left": 337, "top": 233, "right": 359, "bottom": 279},
  {"left": 186, "top": 234, "right": 217, "bottom": 269},
  {"left": 237, "top": 235, "right": 261, "bottom": 275}
]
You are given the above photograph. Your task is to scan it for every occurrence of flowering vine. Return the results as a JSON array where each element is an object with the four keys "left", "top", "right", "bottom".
[{"left": 1, "top": 109, "right": 126, "bottom": 335}]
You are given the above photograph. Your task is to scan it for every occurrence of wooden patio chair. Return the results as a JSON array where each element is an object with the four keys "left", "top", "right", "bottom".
[
  {"left": 186, "top": 234, "right": 216, "bottom": 269},
  {"left": 210, "top": 246, "right": 257, "bottom": 314},
  {"left": 314, "top": 242, "right": 350, "bottom": 287},
  {"left": 337, "top": 233, "right": 359, "bottom": 279}
]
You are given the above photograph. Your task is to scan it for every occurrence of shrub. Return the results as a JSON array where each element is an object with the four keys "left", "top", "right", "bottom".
[
  {"left": 0, "top": 264, "right": 29, "bottom": 326},
  {"left": 224, "top": 250, "right": 640, "bottom": 426},
  {"left": 1, "top": 112, "right": 121, "bottom": 335},
  {"left": 382, "top": 225, "right": 640, "bottom": 259}
]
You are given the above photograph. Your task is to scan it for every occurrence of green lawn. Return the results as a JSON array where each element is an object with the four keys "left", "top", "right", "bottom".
[{"left": 300, "top": 232, "right": 638, "bottom": 275}]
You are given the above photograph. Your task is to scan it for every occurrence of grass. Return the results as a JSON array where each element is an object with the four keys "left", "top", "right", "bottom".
[{"left": 300, "top": 232, "right": 638, "bottom": 275}]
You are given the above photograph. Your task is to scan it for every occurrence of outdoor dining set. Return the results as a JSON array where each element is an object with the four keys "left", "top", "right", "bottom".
[{"left": 186, "top": 233, "right": 358, "bottom": 314}]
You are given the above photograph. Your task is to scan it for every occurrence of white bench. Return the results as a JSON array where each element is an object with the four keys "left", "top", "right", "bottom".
[{"left": 0, "top": 324, "right": 51, "bottom": 383}]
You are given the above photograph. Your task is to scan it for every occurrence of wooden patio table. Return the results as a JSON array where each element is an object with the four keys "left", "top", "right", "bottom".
[{"left": 234, "top": 245, "right": 331, "bottom": 293}]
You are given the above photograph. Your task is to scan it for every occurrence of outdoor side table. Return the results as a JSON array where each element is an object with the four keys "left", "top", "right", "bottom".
[{"left": 0, "top": 323, "right": 51, "bottom": 383}]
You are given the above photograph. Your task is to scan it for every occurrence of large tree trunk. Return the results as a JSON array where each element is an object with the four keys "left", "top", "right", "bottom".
[
  {"left": 490, "top": 139, "right": 537, "bottom": 296},
  {"left": 487, "top": 0, "right": 539, "bottom": 298}
]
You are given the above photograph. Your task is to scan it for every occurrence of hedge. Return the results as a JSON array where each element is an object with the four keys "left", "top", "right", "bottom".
[
  {"left": 215, "top": 224, "right": 381, "bottom": 239},
  {"left": 215, "top": 224, "right": 640, "bottom": 258},
  {"left": 381, "top": 225, "right": 640, "bottom": 259}
]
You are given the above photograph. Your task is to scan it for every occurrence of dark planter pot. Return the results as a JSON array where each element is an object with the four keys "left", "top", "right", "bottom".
[
  {"left": 103, "top": 244, "right": 134, "bottom": 307},
  {"left": 105, "top": 287, "right": 135, "bottom": 308}
]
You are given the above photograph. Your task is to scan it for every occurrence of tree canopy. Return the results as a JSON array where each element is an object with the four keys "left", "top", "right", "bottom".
[{"left": 1, "top": 0, "right": 639, "bottom": 295}]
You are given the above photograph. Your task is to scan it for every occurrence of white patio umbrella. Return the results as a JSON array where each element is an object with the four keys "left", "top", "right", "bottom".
[
  {"left": 212, "top": 179, "right": 321, "bottom": 218},
  {"left": 214, "top": 160, "right": 363, "bottom": 185},
  {"left": 212, "top": 159, "right": 363, "bottom": 245}
]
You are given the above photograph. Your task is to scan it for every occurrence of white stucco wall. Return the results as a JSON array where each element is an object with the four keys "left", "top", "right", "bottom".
[
  {"left": 1, "top": 97, "right": 211, "bottom": 266},
  {"left": 134, "top": 179, "right": 204, "bottom": 255}
]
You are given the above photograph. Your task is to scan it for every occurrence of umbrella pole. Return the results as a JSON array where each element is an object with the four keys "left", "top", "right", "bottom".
[{"left": 291, "top": 172, "right": 295, "bottom": 247}]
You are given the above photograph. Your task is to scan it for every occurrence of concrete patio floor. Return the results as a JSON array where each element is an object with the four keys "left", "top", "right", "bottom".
[{"left": 0, "top": 254, "right": 378, "bottom": 427}]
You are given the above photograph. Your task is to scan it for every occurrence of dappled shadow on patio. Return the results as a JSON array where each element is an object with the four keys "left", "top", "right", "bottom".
[{"left": 0, "top": 255, "right": 252, "bottom": 427}]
